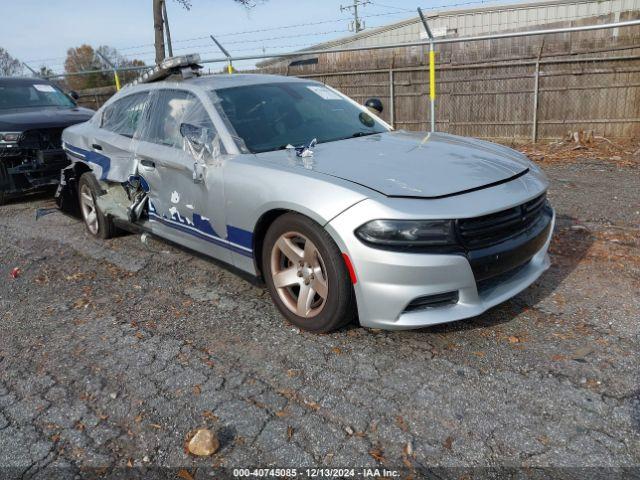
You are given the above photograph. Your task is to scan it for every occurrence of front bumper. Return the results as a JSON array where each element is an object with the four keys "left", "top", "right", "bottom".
[
  {"left": 327, "top": 194, "right": 555, "bottom": 330},
  {"left": 1, "top": 148, "right": 69, "bottom": 194}
]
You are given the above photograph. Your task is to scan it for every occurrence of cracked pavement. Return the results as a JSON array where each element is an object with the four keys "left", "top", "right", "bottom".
[{"left": 0, "top": 160, "right": 638, "bottom": 479}]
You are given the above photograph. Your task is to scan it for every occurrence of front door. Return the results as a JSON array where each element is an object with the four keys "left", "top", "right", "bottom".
[{"left": 134, "top": 88, "right": 231, "bottom": 264}]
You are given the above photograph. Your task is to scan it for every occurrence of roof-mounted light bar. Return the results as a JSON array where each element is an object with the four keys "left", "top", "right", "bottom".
[{"left": 128, "top": 54, "right": 203, "bottom": 87}]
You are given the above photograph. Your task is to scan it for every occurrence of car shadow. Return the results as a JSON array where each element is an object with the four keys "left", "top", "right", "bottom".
[{"left": 389, "top": 213, "right": 595, "bottom": 335}]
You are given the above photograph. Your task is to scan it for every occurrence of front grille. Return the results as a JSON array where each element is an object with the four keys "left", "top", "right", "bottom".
[
  {"left": 457, "top": 193, "right": 547, "bottom": 249},
  {"left": 476, "top": 260, "right": 531, "bottom": 295},
  {"left": 18, "top": 128, "right": 64, "bottom": 151}
]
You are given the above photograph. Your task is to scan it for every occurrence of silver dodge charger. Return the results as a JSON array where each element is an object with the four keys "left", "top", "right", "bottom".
[{"left": 58, "top": 61, "right": 554, "bottom": 333}]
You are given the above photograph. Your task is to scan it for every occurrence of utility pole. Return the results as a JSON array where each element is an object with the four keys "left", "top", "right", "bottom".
[
  {"left": 340, "top": 0, "right": 370, "bottom": 33},
  {"left": 153, "top": 0, "right": 165, "bottom": 65},
  {"left": 162, "top": 0, "right": 173, "bottom": 57}
]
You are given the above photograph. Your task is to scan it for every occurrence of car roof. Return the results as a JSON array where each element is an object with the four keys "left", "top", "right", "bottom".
[
  {"left": 118, "top": 73, "right": 316, "bottom": 97},
  {"left": 185, "top": 73, "right": 315, "bottom": 90},
  {"left": 0, "top": 77, "right": 55, "bottom": 86}
]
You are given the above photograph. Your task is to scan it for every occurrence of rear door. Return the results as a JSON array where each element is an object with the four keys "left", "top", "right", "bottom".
[
  {"left": 134, "top": 88, "right": 232, "bottom": 264},
  {"left": 89, "top": 91, "right": 150, "bottom": 182}
]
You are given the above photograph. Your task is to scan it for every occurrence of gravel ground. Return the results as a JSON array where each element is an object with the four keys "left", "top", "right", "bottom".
[{"left": 0, "top": 160, "right": 638, "bottom": 479}]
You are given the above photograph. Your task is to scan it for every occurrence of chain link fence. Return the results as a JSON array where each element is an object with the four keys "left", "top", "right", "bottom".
[{"left": 70, "top": 17, "right": 640, "bottom": 141}]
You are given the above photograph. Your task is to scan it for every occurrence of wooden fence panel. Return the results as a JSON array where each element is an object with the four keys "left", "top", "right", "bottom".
[{"left": 78, "top": 41, "right": 640, "bottom": 140}]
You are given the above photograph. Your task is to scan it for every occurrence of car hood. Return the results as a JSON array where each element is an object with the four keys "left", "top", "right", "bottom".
[
  {"left": 255, "top": 131, "right": 531, "bottom": 198},
  {"left": 0, "top": 106, "right": 94, "bottom": 131}
]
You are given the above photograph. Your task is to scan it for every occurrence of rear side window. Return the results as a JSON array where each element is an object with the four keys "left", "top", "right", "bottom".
[
  {"left": 101, "top": 92, "right": 149, "bottom": 138},
  {"left": 140, "top": 89, "right": 215, "bottom": 149}
]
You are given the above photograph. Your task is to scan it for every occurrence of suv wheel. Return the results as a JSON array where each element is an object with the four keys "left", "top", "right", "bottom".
[
  {"left": 262, "top": 213, "right": 356, "bottom": 333},
  {"left": 0, "top": 160, "right": 9, "bottom": 205}
]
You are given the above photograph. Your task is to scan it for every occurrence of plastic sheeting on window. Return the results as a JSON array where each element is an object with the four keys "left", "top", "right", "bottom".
[
  {"left": 135, "top": 89, "right": 223, "bottom": 165},
  {"left": 101, "top": 91, "right": 150, "bottom": 139},
  {"left": 91, "top": 88, "right": 224, "bottom": 186}
]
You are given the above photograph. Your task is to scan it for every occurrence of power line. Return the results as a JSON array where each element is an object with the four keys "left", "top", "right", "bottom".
[
  {"left": 116, "top": 28, "right": 354, "bottom": 58},
  {"left": 22, "top": 11, "right": 401, "bottom": 63},
  {"left": 368, "top": 1, "right": 414, "bottom": 13},
  {"left": 24, "top": 0, "right": 524, "bottom": 68},
  {"left": 114, "top": 9, "right": 413, "bottom": 51}
]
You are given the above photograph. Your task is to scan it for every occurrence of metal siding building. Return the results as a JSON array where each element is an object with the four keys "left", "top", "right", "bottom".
[{"left": 259, "top": 0, "right": 640, "bottom": 67}]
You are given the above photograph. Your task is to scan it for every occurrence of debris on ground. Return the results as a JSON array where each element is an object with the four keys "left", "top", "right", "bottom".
[
  {"left": 10, "top": 267, "right": 21, "bottom": 279},
  {"left": 187, "top": 428, "right": 219, "bottom": 457},
  {"left": 518, "top": 132, "right": 639, "bottom": 167}
]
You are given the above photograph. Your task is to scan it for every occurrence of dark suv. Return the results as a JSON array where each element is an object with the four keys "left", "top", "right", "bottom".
[{"left": 0, "top": 77, "right": 94, "bottom": 204}]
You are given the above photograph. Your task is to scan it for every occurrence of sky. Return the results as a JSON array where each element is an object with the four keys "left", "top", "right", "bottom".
[{"left": 1, "top": 0, "right": 520, "bottom": 73}]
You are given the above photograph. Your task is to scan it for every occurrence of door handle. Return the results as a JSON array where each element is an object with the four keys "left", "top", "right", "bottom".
[
  {"left": 140, "top": 159, "right": 155, "bottom": 168},
  {"left": 91, "top": 143, "right": 103, "bottom": 151}
]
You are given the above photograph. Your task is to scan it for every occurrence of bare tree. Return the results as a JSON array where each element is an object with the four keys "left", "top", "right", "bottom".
[
  {"left": 0, "top": 47, "right": 24, "bottom": 77},
  {"left": 153, "top": 0, "right": 261, "bottom": 65}
]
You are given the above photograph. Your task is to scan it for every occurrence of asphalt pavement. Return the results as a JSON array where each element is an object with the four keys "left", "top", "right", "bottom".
[{"left": 0, "top": 159, "right": 638, "bottom": 479}]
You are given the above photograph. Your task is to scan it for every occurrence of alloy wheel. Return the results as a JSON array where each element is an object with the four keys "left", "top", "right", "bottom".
[
  {"left": 270, "top": 231, "right": 329, "bottom": 318},
  {"left": 79, "top": 183, "right": 99, "bottom": 235}
]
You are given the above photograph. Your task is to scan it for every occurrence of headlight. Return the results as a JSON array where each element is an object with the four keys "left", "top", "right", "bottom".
[
  {"left": 355, "top": 219, "right": 456, "bottom": 247},
  {"left": 0, "top": 132, "right": 21, "bottom": 144}
]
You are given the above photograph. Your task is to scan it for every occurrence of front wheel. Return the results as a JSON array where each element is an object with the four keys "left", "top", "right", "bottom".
[
  {"left": 262, "top": 213, "right": 357, "bottom": 333},
  {"left": 0, "top": 160, "right": 9, "bottom": 205}
]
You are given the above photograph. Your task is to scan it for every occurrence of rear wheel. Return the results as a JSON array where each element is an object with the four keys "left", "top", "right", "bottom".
[
  {"left": 78, "top": 172, "right": 115, "bottom": 239},
  {"left": 262, "top": 213, "right": 356, "bottom": 333}
]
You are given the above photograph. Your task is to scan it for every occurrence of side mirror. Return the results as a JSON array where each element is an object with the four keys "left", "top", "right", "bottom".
[
  {"left": 181, "top": 123, "right": 218, "bottom": 179},
  {"left": 68, "top": 91, "right": 80, "bottom": 101},
  {"left": 364, "top": 97, "right": 383, "bottom": 115},
  {"left": 180, "top": 122, "right": 206, "bottom": 146}
]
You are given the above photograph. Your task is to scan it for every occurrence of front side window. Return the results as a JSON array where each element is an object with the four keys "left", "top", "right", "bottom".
[
  {"left": 0, "top": 81, "right": 75, "bottom": 109},
  {"left": 210, "top": 82, "right": 388, "bottom": 154},
  {"left": 101, "top": 92, "right": 149, "bottom": 138},
  {"left": 140, "top": 89, "right": 216, "bottom": 150}
]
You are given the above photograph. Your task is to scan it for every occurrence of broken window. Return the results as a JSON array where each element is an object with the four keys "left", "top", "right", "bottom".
[
  {"left": 140, "top": 90, "right": 213, "bottom": 149},
  {"left": 101, "top": 92, "right": 149, "bottom": 138}
]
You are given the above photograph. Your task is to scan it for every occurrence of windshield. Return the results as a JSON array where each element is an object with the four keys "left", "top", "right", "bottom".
[
  {"left": 0, "top": 81, "right": 76, "bottom": 110},
  {"left": 210, "top": 82, "right": 388, "bottom": 153}
]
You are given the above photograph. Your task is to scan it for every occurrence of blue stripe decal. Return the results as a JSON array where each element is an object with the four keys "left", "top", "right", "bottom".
[
  {"left": 129, "top": 175, "right": 150, "bottom": 192},
  {"left": 150, "top": 213, "right": 253, "bottom": 258},
  {"left": 227, "top": 225, "right": 254, "bottom": 250},
  {"left": 64, "top": 143, "right": 111, "bottom": 180},
  {"left": 148, "top": 201, "right": 253, "bottom": 258}
]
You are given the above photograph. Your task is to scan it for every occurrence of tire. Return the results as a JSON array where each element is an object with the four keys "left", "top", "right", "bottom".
[
  {"left": 262, "top": 212, "right": 357, "bottom": 333},
  {"left": 77, "top": 172, "right": 115, "bottom": 239},
  {"left": 0, "top": 160, "right": 9, "bottom": 206}
]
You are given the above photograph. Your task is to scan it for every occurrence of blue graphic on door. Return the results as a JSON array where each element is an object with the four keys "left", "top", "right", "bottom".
[{"left": 148, "top": 199, "right": 253, "bottom": 257}]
